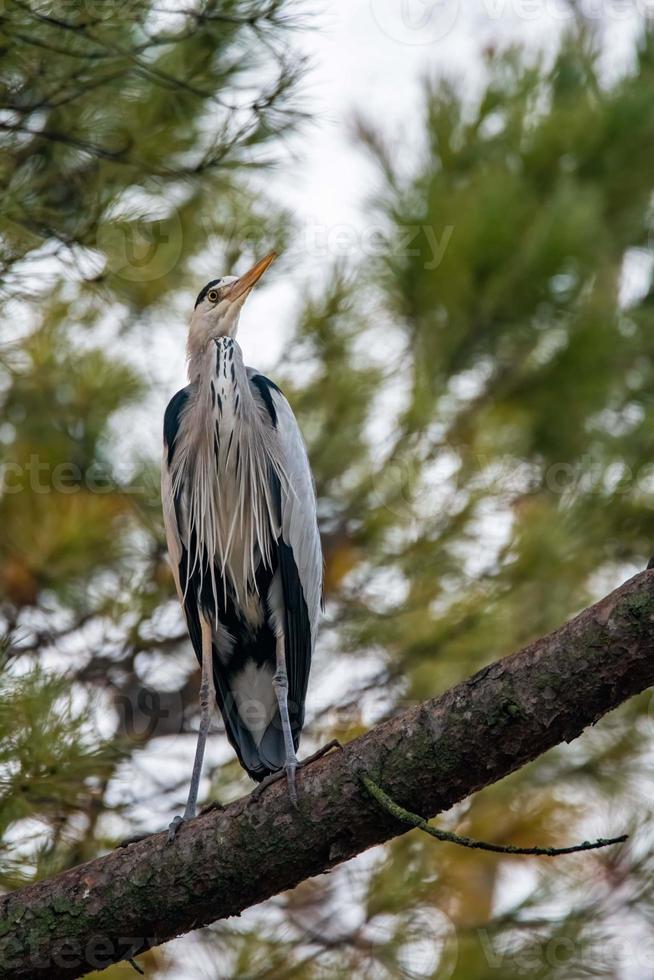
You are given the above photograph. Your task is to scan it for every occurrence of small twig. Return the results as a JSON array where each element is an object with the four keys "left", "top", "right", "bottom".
[
  {"left": 127, "top": 958, "right": 145, "bottom": 975},
  {"left": 361, "top": 777, "right": 627, "bottom": 857}
]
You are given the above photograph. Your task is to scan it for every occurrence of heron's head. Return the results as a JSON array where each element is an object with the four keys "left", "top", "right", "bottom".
[{"left": 188, "top": 252, "right": 276, "bottom": 357}]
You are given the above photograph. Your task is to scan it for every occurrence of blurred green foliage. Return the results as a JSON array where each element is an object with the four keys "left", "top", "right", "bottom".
[{"left": 2, "top": 3, "right": 654, "bottom": 978}]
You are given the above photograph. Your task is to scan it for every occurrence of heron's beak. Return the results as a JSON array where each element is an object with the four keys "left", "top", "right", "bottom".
[{"left": 224, "top": 251, "right": 277, "bottom": 304}]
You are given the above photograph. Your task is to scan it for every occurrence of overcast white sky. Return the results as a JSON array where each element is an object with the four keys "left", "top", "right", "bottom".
[{"left": 227, "top": 0, "right": 644, "bottom": 365}]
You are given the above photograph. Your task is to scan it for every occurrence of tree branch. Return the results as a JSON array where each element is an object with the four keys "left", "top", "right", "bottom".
[{"left": 2, "top": 569, "right": 654, "bottom": 979}]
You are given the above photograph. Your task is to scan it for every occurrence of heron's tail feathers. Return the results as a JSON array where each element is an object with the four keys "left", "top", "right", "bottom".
[
  {"left": 222, "top": 718, "right": 287, "bottom": 783},
  {"left": 214, "top": 663, "right": 297, "bottom": 782},
  {"left": 256, "top": 713, "right": 287, "bottom": 774}
]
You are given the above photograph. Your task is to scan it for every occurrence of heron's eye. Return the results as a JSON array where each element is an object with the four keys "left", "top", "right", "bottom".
[{"left": 207, "top": 289, "right": 219, "bottom": 303}]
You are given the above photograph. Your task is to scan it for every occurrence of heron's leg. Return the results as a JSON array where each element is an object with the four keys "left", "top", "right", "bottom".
[
  {"left": 272, "top": 631, "right": 299, "bottom": 806},
  {"left": 168, "top": 616, "right": 215, "bottom": 841}
]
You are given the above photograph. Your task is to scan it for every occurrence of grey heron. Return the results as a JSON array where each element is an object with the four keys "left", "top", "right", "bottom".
[{"left": 162, "top": 252, "right": 322, "bottom": 837}]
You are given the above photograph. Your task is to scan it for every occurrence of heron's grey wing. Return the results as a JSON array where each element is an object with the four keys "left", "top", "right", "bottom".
[
  {"left": 162, "top": 386, "right": 191, "bottom": 605},
  {"left": 271, "top": 389, "right": 322, "bottom": 639},
  {"left": 250, "top": 375, "right": 322, "bottom": 737},
  {"left": 162, "top": 386, "right": 208, "bottom": 671}
]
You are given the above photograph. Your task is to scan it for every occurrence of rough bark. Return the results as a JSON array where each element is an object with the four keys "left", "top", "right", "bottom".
[{"left": 2, "top": 570, "right": 654, "bottom": 979}]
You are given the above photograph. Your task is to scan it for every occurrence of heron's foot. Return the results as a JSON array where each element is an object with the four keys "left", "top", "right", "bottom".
[
  {"left": 250, "top": 760, "right": 298, "bottom": 806},
  {"left": 249, "top": 740, "right": 344, "bottom": 805},
  {"left": 167, "top": 814, "right": 185, "bottom": 842},
  {"left": 298, "top": 738, "right": 343, "bottom": 768},
  {"left": 199, "top": 799, "right": 225, "bottom": 816},
  {"left": 251, "top": 769, "right": 284, "bottom": 802}
]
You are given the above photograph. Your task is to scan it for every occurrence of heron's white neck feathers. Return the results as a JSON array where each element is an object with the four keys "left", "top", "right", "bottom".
[
  {"left": 170, "top": 337, "right": 286, "bottom": 614},
  {"left": 186, "top": 294, "right": 242, "bottom": 370}
]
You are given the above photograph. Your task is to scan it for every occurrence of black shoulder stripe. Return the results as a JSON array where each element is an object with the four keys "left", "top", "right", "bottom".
[
  {"left": 163, "top": 386, "right": 190, "bottom": 466},
  {"left": 250, "top": 374, "right": 282, "bottom": 428},
  {"left": 278, "top": 538, "right": 311, "bottom": 743}
]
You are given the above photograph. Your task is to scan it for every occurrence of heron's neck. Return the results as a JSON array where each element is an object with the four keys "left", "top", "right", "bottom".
[{"left": 188, "top": 337, "right": 255, "bottom": 424}]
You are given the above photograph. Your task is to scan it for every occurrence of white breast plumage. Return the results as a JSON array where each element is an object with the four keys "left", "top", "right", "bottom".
[{"left": 169, "top": 337, "right": 285, "bottom": 615}]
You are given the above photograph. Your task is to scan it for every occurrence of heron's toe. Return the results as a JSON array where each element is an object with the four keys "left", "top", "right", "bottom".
[
  {"left": 199, "top": 799, "right": 225, "bottom": 815},
  {"left": 167, "top": 815, "right": 184, "bottom": 842}
]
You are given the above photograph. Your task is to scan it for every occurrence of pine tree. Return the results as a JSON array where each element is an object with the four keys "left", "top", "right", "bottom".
[{"left": 3, "top": 7, "right": 654, "bottom": 979}]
